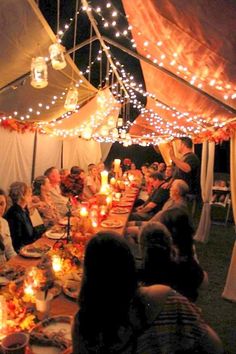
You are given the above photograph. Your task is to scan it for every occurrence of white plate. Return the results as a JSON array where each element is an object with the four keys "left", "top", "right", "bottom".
[
  {"left": 101, "top": 220, "right": 123, "bottom": 228},
  {"left": 117, "top": 202, "right": 132, "bottom": 208},
  {"left": 19, "top": 245, "right": 51, "bottom": 258},
  {"left": 30, "top": 316, "right": 72, "bottom": 354},
  {"left": 45, "top": 230, "right": 67, "bottom": 240},
  {"left": 63, "top": 280, "right": 81, "bottom": 300},
  {"left": 111, "top": 207, "right": 129, "bottom": 214}
]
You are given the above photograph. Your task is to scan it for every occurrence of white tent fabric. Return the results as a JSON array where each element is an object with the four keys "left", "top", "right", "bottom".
[
  {"left": 0, "top": 128, "right": 34, "bottom": 190},
  {"left": 34, "top": 133, "right": 62, "bottom": 176},
  {"left": 63, "top": 138, "right": 102, "bottom": 171},
  {"left": 194, "top": 141, "right": 215, "bottom": 243}
]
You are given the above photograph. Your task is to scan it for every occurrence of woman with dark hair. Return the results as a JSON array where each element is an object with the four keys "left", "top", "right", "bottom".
[
  {"left": 32, "top": 175, "right": 60, "bottom": 228},
  {"left": 72, "top": 231, "right": 223, "bottom": 354},
  {"left": 139, "top": 222, "right": 174, "bottom": 286},
  {"left": 5, "top": 182, "right": 43, "bottom": 252},
  {"left": 160, "top": 208, "right": 208, "bottom": 302},
  {"left": 0, "top": 189, "right": 16, "bottom": 265}
]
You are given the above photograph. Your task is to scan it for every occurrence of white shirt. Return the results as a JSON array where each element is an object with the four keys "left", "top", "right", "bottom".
[{"left": 0, "top": 217, "right": 17, "bottom": 266}]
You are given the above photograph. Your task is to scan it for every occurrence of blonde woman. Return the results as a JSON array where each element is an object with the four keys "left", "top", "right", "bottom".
[
  {"left": 83, "top": 164, "right": 101, "bottom": 199},
  {"left": 0, "top": 189, "right": 16, "bottom": 265}
]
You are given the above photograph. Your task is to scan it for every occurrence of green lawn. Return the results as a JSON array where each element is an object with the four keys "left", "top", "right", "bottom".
[{"left": 195, "top": 220, "right": 236, "bottom": 354}]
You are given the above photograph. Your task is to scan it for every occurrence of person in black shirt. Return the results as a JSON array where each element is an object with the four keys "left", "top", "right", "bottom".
[
  {"left": 129, "top": 172, "right": 169, "bottom": 221},
  {"left": 170, "top": 137, "right": 200, "bottom": 195},
  {"left": 5, "top": 182, "right": 43, "bottom": 252}
]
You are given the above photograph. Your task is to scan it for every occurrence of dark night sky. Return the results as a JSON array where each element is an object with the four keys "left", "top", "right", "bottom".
[{"left": 39, "top": 0, "right": 230, "bottom": 173}]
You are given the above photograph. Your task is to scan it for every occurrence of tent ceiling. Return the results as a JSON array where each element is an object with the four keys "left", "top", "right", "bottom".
[
  {"left": 122, "top": 0, "right": 236, "bottom": 140},
  {"left": 0, "top": 0, "right": 97, "bottom": 123}
]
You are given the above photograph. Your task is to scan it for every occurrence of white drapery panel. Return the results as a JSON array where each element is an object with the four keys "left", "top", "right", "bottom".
[
  {"left": 0, "top": 127, "right": 34, "bottom": 191},
  {"left": 194, "top": 141, "right": 215, "bottom": 243},
  {"left": 34, "top": 133, "right": 62, "bottom": 178},
  {"left": 100, "top": 143, "right": 112, "bottom": 163},
  {"left": 63, "top": 138, "right": 102, "bottom": 171},
  {"left": 222, "top": 132, "right": 236, "bottom": 301}
]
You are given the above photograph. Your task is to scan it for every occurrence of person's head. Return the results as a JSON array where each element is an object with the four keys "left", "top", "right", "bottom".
[
  {"left": 140, "top": 222, "right": 173, "bottom": 284},
  {"left": 9, "top": 182, "right": 32, "bottom": 206},
  {"left": 88, "top": 164, "right": 98, "bottom": 177},
  {"left": 130, "top": 162, "right": 136, "bottom": 170},
  {"left": 97, "top": 161, "right": 105, "bottom": 173},
  {"left": 165, "top": 165, "right": 174, "bottom": 179},
  {"left": 170, "top": 179, "right": 189, "bottom": 201},
  {"left": 44, "top": 167, "right": 60, "bottom": 185},
  {"left": 141, "top": 163, "right": 149, "bottom": 175},
  {"left": 149, "top": 172, "right": 164, "bottom": 188},
  {"left": 160, "top": 208, "right": 194, "bottom": 258},
  {"left": 158, "top": 162, "right": 166, "bottom": 173},
  {"left": 0, "top": 189, "right": 7, "bottom": 217},
  {"left": 32, "top": 176, "right": 51, "bottom": 196},
  {"left": 60, "top": 168, "right": 69, "bottom": 181},
  {"left": 78, "top": 232, "right": 137, "bottom": 341},
  {"left": 178, "top": 137, "right": 193, "bottom": 154},
  {"left": 70, "top": 166, "right": 81, "bottom": 175}
]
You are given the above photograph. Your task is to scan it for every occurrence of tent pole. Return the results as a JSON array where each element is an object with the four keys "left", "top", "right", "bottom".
[
  {"left": 0, "top": 36, "right": 98, "bottom": 95},
  {"left": 31, "top": 129, "right": 38, "bottom": 183},
  {"left": 61, "top": 140, "right": 64, "bottom": 169},
  {"left": 102, "top": 35, "right": 236, "bottom": 115}
]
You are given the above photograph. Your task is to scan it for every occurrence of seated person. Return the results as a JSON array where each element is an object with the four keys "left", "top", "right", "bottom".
[
  {"left": 32, "top": 176, "right": 61, "bottom": 228},
  {"left": 139, "top": 222, "right": 174, "bottom": 286},
  {"left": 0, "top": 189, "right": 16, "bottom": 265},
  {"left": 5, "top": 182, "right": 43, "bottom": 252},
  {"left": 164, "top": 165, "right": 174, "bottom": 182},
  {"left": 129, "top": 172, "right": 169, "bottom": 222},
  {"left": 160, "top": 208, "right": 208, "bottom": 302},
  {"left": 72, "top": 231, "right": 223, "bottom": 354},
  {"left": 127, "top": 162, "right": 143, "bottom": 182},
  {"left": 44, "top": 167, "right": 69, "bottom": 217},
  {"left": 83, "top": 164, "right": 101, "bottom": 199},
  {"left": 211, "top": 180, "right": 229, "bottom": 204},
  {"left": 61, "top": 166, "right": 85, "bottom": 201},
  {"left": 157, "top": 162, "right": 166, "bottom": 177}
]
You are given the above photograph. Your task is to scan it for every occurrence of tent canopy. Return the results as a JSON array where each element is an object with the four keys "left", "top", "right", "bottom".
[{"left": 121, "top": 0, "right": 236, "bottom": 142}]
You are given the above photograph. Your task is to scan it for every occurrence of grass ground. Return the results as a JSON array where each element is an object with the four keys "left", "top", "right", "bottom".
[{"left": 195, "top": 211, "right": 236, "bottom": 354}]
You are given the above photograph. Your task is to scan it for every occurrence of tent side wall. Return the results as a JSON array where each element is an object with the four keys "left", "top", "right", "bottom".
[{"left": 0, "top": 127, "right": 103, "bottom": 191}]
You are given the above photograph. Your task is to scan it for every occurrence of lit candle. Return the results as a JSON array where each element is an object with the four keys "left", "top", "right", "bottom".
[
  {"left": 52, "top": 255, "right": 63, "bottom": 272},
  {"left": 24, "top": 283, "right": 34, "bottom": 296},
  {"left": 100, "top": 206, "right": 107, "bottom": 216},
  {"left": 101, "top": 170, "right": 108, "bottom": 186},
  {"left": 115, "top": 192, "right": 121, "bottom": 201},
  {"left": 106, "top": 195, "right": 113, "bottom": 209},
  {"left": 80, "top": 207, "right": 89, "bottom": 217},
  {"left": 114, "top": 159, "right": 121, "bottom": 173},
  {"left": 110, "top": 177, "right": 116, "bottom": 185},
  {"left": 0, "top": 295, "right": 7, "bottom": 334},
  {"left": 128, "top": 174, "right": 135, "bottom": 182}
]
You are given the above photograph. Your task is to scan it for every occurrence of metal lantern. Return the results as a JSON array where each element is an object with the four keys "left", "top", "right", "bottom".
[
  {"left": 82, "top": 126, "right": 92, "bottom": 140},
  {"left": 64, "top": 85, "right": 79, "bottom": 111},
  {"left": 31, "top": 57, "right": 48, "bottom": 89},
  {"left": 117, "top": 117, "right": 123, "bottom": 127},
  {"left": 49, "top": 43, "right": 67, "bottom": 70},
  {"left": 108, "top": 116, "right": 116, "bottom": 126},
  {"left": 100, "top": 125, "right": 109, "bottom": 137},
  {"left": 112, "top": 128, "right": 119, "bottom": 139}
]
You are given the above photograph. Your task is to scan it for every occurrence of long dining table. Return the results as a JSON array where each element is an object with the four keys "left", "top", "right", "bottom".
[{"left": 3, "top": 188, "right": 138, "bottom": 319}]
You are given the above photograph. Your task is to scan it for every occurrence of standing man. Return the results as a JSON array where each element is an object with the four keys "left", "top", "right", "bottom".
[{"left": 170, "top": 137, "right": 200, "bottom": 195}]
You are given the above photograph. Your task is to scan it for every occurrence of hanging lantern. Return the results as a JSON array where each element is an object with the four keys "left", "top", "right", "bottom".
[
  {"left": 112, "top": 128, "right": 119, "bottom": 139},
  {"left": 49, "top": 43, "right": 67, "bottom": 70},
  {"left": 120, "top": 129, "right": 126, "bottom": 139},
  {"left": 97, "top": 91, "right": 106, "bottom": 106},
  {"left": 100, "top": 125, "right": 109, "bottom": 137},
  {"left": 31, "top": 57, "right": 48, "bottom": 89},
  {"left": 82, "top": 126, "right": 92, "bottom": 140},
  {"left": 117, "top": 117, "right": 123, "bottom": 127},
  {"left": 108, "top": 116, "right": 116, "bottom": 127},
  {"left": 64, "top": 85, "right": 79, "bottom": 111}
]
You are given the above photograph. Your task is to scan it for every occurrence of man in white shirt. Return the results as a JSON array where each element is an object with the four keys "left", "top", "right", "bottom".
[{"left": 44, "top": 167, "right": 68, "bottom": 217}]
